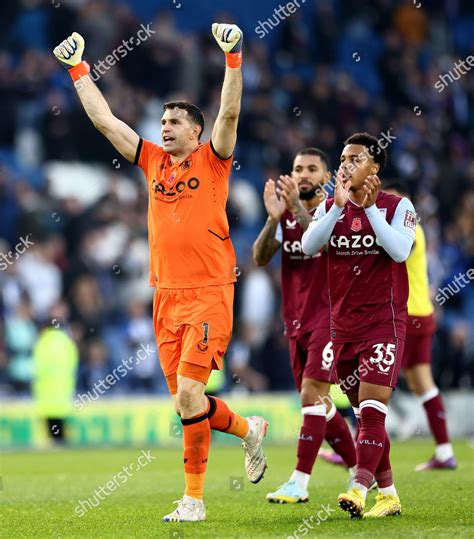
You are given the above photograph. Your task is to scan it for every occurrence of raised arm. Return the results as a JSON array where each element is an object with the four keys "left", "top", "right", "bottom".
[
  {"left": 277, "top": 175, "right": 313, "bottom": 231},
  {"left": 302, "top": 170, "right": 349, "bottom": 255},
  {"left": 253, "top": 180, "right": 285, "bottom": 266},
  {"left": 53, "top": 33, "right": 139, "bottom": 163},
  {"left": 211, "top": 23, "right": 243, "bottom": 159}
]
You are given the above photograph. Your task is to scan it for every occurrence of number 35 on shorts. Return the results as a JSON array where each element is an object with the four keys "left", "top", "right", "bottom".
[{"left": 369, "top": 342, "right": 396, "bottom": 373}]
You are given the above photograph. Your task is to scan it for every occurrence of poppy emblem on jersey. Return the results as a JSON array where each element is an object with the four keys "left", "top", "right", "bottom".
[
  {"left": 166, "top": 172, "right": 176, "bottom": 186},
  {"left": 351, "top": 217, "right": 362, "bottom": 232}
]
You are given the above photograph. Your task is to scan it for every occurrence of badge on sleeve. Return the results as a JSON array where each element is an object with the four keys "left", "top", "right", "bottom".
[{"left": 404, "top": 210, "right": 416, "bottom": 231}]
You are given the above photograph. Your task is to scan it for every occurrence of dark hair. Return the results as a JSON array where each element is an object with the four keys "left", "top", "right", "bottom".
[
  {"left": 295, "top": 147, "right": 330, "bottom": 170},
  {"left": 163, "top": 101, "right": 205, "bottom": 140},
  {"left": 382, "top": 180, "right": 411, "bottom": 197},
  {"left": 343, "top": 132, "right": 387, "bottom": 171}
]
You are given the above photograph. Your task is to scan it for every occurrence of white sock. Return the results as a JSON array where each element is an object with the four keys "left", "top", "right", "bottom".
[
  {"left": 348, "top": 466, "right": 356, "bottom": 478},
  {"left": 290, "top": 469, "right": 310, "bottom": 490},
  {"left": 435, "top": 443, "right": 454, "bottom": 462},
  {"left": 351, "top": 481, "right": 368, "bottom": 499},
  {"left": 420, "top": 386, "right": 439, "bottom": 404},
  {"left": 379, "top": 484, "right": 398, "bottom": 497}
]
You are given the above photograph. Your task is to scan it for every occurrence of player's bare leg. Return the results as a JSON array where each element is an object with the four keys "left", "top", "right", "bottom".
[
  {"left": 338, "top": 383, "right": 400, "bottom": 518},
  {"left": 267, "top": 378, "right": 356, "bottom": 503},
  {"left": 406, "top": 364, "right": 456, "bottom": 470}
]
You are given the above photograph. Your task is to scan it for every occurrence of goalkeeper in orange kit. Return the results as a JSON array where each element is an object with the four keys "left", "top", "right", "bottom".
[{"left": 53, "top": 23, "right": 268, "bottom": 523}]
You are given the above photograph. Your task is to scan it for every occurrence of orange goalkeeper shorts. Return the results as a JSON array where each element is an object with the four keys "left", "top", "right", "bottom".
[{"left": 152, "top": 284, "right": 234, "bottom": 395}]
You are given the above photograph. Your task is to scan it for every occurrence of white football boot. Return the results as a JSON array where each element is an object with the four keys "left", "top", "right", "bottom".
[
  {"left": 242, "top": 416, "right": 268, "bottom": 483},
  {"left": 162, "top": 495, "right": 206, "bottom": 522}
]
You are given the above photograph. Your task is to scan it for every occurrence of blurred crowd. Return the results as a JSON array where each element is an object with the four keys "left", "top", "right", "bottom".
[{"left": 0, "top": 0, "right": 473, "bottom": 397}]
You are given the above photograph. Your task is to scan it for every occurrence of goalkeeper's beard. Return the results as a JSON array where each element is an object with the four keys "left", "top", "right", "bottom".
[{"left": 299, "top": 184, "right": 323, "bottom": 201}]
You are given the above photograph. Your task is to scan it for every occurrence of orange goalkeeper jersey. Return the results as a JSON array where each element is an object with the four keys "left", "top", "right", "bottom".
[{"left": 135, "top": 138, "right": 236, "bottom": 289}]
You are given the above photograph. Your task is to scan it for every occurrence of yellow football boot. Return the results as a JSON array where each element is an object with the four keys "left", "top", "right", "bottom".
[
  {"left": 363, "top": 493, "right": 401, "bottom": 518},
  {"left": 337, "top": 487, "right": 365, "bottom": 518}
]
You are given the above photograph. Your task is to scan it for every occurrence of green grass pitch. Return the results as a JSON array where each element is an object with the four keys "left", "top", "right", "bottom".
[{"left": 1, "top": 440, "right": 473, "bottom": 537}]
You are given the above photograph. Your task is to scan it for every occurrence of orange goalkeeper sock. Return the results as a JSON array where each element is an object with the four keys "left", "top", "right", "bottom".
[
  {"left": 182, "top": 411, "right": 211, "bottom": 500},
  {"left": 207, "top": 396, "right": 249, "bottom": 439}
]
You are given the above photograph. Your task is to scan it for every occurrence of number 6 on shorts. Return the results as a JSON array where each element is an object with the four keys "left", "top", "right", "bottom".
[{"left": 321, "top": 341, "right": 334, "bottom": 370}]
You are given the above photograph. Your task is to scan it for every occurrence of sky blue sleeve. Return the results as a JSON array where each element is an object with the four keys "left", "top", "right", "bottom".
[
  {"left": 364, "top": 197, "right": 416, "bottom": 263},
  {"left": 302, "top": 202, "right": 342, "bottom": 255}
]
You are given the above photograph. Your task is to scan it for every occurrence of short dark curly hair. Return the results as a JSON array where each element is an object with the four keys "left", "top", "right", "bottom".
[{"left": 344, "top": 132, "right": 387, "bottom": 171}]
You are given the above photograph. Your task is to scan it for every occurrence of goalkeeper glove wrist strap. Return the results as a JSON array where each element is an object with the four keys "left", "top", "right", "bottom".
[
  {"left": 225, "top": 51, "right": 242, "bottom": 68},
  {"left": 68, "top": 61, "right": 90, "bottom": 81}
]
